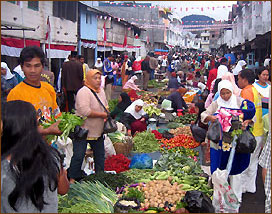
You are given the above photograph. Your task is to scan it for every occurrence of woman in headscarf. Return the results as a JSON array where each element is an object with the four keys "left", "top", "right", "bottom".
[
  {"left": 1, "top": 62, "right": 18, "bottom": 94},
  {"left": 201, "top": 79, "right": 255, "bottom": 203},
  {"left": 94, "top": 58, "right": 103, "bottom": 72},
  {"left": 120, "top": 99, "right": 149, "bottom": 136},
  {"left": 110, "top": 92, "right": 132, "bottom": 122},
  {"left": 166, "top": 88, "right": 188, "bottom": 112},
  {"left": 68, "top": 69, "right": 108, "bottom": 183},
  {"left": 123, "top": 75, "right": 141, "bottom": 91},
  {"left": 232, "top": 60, "right": 247, "bottom": 84}
]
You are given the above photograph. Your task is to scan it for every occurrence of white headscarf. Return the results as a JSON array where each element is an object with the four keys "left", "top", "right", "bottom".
[
  {"left": 13, "top": 64, "right": 25, "bottom": 78},
  {"left": 1, "top": 62, "right": 15, "bottom": 80},
  {"left": 95, "top": 58, "right": 103, "bottom": 68},
  {"left": 216, "top": 80, "right": 239, "bottom": 110},
  {"left": 232, "top": 60, "right": 247, "bottom": 75},
  {"left": 124, "top": 99, "right": 146, "bottom": 119}
]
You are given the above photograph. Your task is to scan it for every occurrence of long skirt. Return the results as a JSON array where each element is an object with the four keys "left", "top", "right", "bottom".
[{"left": 131, "top": 119, "right": 147, "bottom": 136}]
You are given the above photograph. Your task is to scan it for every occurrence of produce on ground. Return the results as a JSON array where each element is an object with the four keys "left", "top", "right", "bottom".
[
  {"left": 147, "top": 80, "right": 165, "bottom": 88},
  {"left": 42, "top": 112, "right": 85, "bottom": 142},
  {"left": 164, "top": 147, "right": 199, "bottom": 158},
  {"left": 174, "top": 114, "right": 197, "bottom": 125},
  {"left": 81, "top": 171, "right": 133, "bottom": 192},
  {"left": 166, "top": 122, "right": 184, "bottom": 129},
  {"left": 133, "top": 131, "right": 160, "bottom": 153},
  {"left": 109, "top": 98, "right": 119, "bottom": 112},
  {"left": 154, "top": 150, "right": 203, "bottom": 176},
  {"left": 138, "top": 179, "right": 186, "bottom": 212},
  {"left": 104, "top": 154, "right": 131, "bottom": 173},
  {"left": 58, "top": 181, "right": 118, "bottom": 213},
  {"left": 121, "top": 169, "right": 156, "bottom": 184},
  {"left": 143, "top": 105, "right": 161, "bottom": 117},
  {"left": 169, "top": 126, "right": 192, "bottom": 136},
  {"left": 151, "top": 130, "right": 163, "bottom": 140},
  {"left": 122, "top": 187, "right": 145, "bottom": 203},
  {"left": 108, "top": 131, "right": 126, "bottom": 143},
  {"left": 160, "top": 134, "right": 200, "bottom": 150},
  {"left": 128, "top": 90, "right": 140, "bottom": 101}
]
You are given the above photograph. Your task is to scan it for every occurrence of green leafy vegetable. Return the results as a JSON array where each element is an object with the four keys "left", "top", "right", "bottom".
[
  {"left": 133, "top": 131, "right": 160, "bottom": 153},
  {"left": 109, "top": 99, "right": 119, "bottom": 112}
]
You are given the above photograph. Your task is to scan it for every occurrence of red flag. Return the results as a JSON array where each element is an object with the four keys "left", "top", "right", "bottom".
[
  {"left": 146, "top": 35, "right": 149, "bottom": 44},
  {"left": 201, "top": 7, "right": 203, "bottom": 11},
  {"left": 135, "top": 34, "right": 139, "bottom": 39},
  {"left": 45, "top": 16, "right": 51, "bottom": 41},
  {"left": 123, "top": 33, "right": 127, "bottom": 47},
  {"left": 186, "top": 7, "right": 188, "bottom": 11},
  {"left": 103, "top": 22, "right": 107, "bottom": 42}
]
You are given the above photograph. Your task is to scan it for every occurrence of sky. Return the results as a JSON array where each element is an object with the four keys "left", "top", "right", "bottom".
[{"left": 145, "top": 1, "right": 237, "bottom": 21}]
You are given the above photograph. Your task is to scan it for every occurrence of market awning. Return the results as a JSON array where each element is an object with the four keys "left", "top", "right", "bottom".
[
  {"left": 1, "top": 36, "right": 40, "bottom": 57},
  {"left": 45, "top": 44, "right": 76, "bottom": 59},
  {"left": 1, "top": 21, "right": 36, "bottom": 31},
  {"left": 81, "top": 39, "right": 96, "bottom": 49}
]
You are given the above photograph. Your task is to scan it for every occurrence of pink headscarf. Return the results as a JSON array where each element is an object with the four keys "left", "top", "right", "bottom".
[{"left": 221, "top": 72, "right": 241, "bottom": 96}]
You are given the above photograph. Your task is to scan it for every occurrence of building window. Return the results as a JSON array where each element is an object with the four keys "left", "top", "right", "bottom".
[
  {"left": 86, "top": 13, "right": 92, "bottom": 24},
  {"left": 53, "top": 1, "right": 77, "bottom": 22},
  {"left": 8, "top": 1, "right": 16, "bottom": 4},
  {"left": 28, "top": 1, "right": 39, "bottom": 11},
  {"left": 195, "top": 43, "right": 198, "bottom": 45},
  {"left": 212, "top": 34, "right": 215, "bottom": 38}
]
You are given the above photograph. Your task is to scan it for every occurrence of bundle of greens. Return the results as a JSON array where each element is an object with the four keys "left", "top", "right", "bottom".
[
  {"left": 42, "top": 112, "right": 85, "bottom": 142},
  {"left": 58, "top": 181, "right": 118, "bottom": 213},
  {"left": 108, "top": 131, "right": 126, "bottom": 143},
  {"left": 133, "top": 131, "right": 160, "bottom": 153},
  {"left": 109, "top": 98, "right": 119, "bottom": 112},
  {"left": 121, "top": 169, "right": 155, "bottom": 183},
  {"left": 81, "top": 171, "right": 133, "bottom": 191}
]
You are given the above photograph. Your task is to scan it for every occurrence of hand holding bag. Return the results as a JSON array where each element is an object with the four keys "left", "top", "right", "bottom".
[
  {"left": 190, "top": 123, "right": 207, "bottom": 143},
  {"left": 91, "top": 90, "right": 118, "bottom": 134}
]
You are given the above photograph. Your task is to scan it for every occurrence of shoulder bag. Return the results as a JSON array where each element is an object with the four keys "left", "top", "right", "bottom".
[{"left": 90, "top": 89, "right": 117, "bottom": 134}]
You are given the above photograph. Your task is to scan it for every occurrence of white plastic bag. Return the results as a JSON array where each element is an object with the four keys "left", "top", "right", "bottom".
[
  {"left": 116, "top": 121, "right": 127, "bottom": 134},
  {"left": 211, "top": 169, "right": 239, "bottom": 213},
  {"left": 104, "top": 134, "right": 116, "bottom": 158},
  {"left": 55, "top": 137, "right": 73, "bottom": 169}
]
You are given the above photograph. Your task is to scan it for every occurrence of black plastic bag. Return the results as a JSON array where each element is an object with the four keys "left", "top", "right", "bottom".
[
  {"left": 162, "top": 130, "right": 174, "bottom": 140},
  {"left": 158, "top": 96, "right": 166, "bottom": 104},
  {"left": 68, "top": 125, "right": 89, "bottom": 140},
  {"left": 236, "top": 130, "right": 257, "bottom": 153},
  {"left": 184, "top": 190, "right": 215, "bottom": 213},
  {"left": 190, "top": 123, "right": 207, "bottom": 143},
  {"left": 207, "top": 120, "right": 222, "bottom": 144}
]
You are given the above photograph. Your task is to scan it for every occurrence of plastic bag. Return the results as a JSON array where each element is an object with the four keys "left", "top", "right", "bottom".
[
  {"left": 104, "top": 135, "right": 116, "bottom": 159},
  {"left": 161, "top": 99, "right": 172, "bottom": 109},
  {"left": 129, "top": 154, "right": 153, "bottom": 169},
  {"left": 235, "top": 130, "right": 257, "bottom": 153},
  {"left": 55, "top": 137, "right": 73, "bottom": 169},
  {"left": 211, "top": 169, "right": 239, "bottom": 213},
  {"left": 207, "top": 120, "right": 222, "bottom": 144},
  {"left": 184, "top": 190, "right": 215, "bottom": 213},
  {"left": 190, "top": 123, "right": 207, "bottom": 143}
]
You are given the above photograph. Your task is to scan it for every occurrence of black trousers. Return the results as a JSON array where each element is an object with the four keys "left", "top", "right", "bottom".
[
  {"left": 66, "top": 91, "right": 77, "bottom": 112},
  {"left": 68, "top": 136, "right": 105, "bottom": 180}
]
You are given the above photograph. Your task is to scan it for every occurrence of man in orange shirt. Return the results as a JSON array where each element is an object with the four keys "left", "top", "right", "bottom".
[
  {"left": 231, "top": 69, "right": 264, "bottom": 202},
  {"left": 7, "top": 46, "right": 62, "bottom": 136}
]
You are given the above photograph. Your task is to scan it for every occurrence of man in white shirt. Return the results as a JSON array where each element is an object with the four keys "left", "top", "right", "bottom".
[{"left": 216, "top": 57, "right": 229, "bottom": 79}]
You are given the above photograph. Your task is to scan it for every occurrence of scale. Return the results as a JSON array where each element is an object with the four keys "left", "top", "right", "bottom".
[{"left": 163, "top": 108, "right": 175, "bottom": 122}]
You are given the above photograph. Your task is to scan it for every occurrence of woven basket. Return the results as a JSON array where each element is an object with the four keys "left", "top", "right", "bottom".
[{"left": 113, "top": 142, "right": 133, "bottom": 157}]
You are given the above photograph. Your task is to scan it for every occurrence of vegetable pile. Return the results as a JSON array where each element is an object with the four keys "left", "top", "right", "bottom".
[
  {"left": 174, "top": 114, "right": 197, "bottom": 125},
  {"left": 109, "top": 98, "right": 119, "bottom": 112},
  {"left": 58, "top": 181, "right": 118, "bottom": 213},
  {"left": 104, "top": 154, "right": 131, "bottom": 173},
  {"left": 42, "top": 112, "right": 85, "bottom": 142},
  {"left": 169, "top": 126, "right": 192, "bottom": 136},
  {"left": 81, "top": 171, "right": 133, "bottom": 192},
  {"left": 133, "top": 131, "right": 160, "bottom": 153},
  {"left": 160, "top": 134, "right": 200, "bottom": 150},
  {"left": 166, "top": 122, "right": 184, "bottom": 129},
  {"left": 143, "top": 105, "right": 161, "bottom": 117},
  {"left": 121, "top": 169, "right": 155, "bottom": 184},
  {"left": 108, "top": 131, "right": 126, "bottom": 143},
  {"left": 151, "top": 130, "right": 163, "bottom": 140}
]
